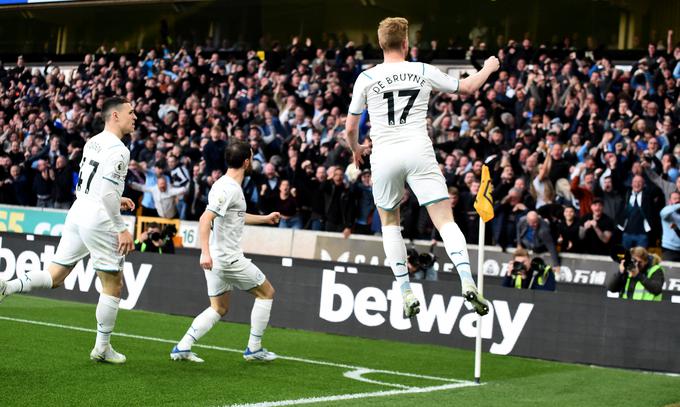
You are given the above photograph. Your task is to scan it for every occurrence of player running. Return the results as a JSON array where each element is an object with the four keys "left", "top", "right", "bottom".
[
  {"left": 170, "top": 140, "right": 281, "bottom": 363},
  {"left": 0, "top": 96, "right": 137, "bottom": 363},
  {"left": 345, "top": 17, "right": 499, "bottom": 317}
]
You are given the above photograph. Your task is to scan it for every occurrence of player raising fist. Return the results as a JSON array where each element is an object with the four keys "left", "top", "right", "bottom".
[
  {"left": 345, "top": 17, "right": 499, "bottom": 317},
  {"left": 170, "top": 140, "right": 281, "bottom": 363}
]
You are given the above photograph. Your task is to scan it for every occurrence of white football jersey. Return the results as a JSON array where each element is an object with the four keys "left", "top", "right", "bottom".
[
  {"left": 348, "top": 61, "right": 459, "bottom": 149},
  {"left": 205, "top": 175, "right": 247, "bottom": 265},
  {"left": 66, "top": 130, "right": 129, "bottom": 230}
]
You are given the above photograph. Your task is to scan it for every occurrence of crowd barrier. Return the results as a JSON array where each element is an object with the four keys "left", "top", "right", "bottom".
[{"left": 0, "top": 232, "right": 678, "bottom": 373}]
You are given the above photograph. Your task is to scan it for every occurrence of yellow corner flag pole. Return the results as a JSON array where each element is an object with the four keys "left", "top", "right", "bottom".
[{"left": 473, "top": 164, "right": 494, "bottom": 384}]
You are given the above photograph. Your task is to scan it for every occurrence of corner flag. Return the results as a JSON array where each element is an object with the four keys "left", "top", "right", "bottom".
[
  {"left": 473, "top": 165, "right": 494, "bottom": 222},
  {"left": 472, "top": 163, "right": 494, "bottom": 384}
]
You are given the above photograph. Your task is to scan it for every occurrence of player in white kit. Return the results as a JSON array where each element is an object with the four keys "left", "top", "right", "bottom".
[
  {"left": 345, "top": 18, "right": 499, "bottom": 316},
  {"left": 170, "top": 140, "right": 281, "bottom": 363},
  {"left": 0, "top": 97, "right": 137, "bottom": 363}
]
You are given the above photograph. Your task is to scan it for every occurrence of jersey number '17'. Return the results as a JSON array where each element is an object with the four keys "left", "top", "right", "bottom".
[
  {"left": 382, "top": 89, "right": 419, "bottom": 125},
  {"left": 76, "top": 157, "right": 100, "bottom": 194}
]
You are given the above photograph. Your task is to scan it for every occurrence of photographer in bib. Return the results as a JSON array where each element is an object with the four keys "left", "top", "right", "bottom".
[
  {"left": 607, "top": 246, "right": 664, "bottom": 301},
  {"left": 502, "top": 248, "right": 556, "bottom": 291},
  {"left": 135, "top": 222, "right": 176, "bottom": 254}
]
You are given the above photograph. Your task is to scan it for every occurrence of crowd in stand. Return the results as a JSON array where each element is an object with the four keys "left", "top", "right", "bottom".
[{"left": 2, "top": 31, "right": 680, "bottom": 263}]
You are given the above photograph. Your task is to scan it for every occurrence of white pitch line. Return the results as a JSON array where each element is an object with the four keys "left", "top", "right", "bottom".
[
  {"left": 226, "top": 382, "right": 477, "bottom": 407},
  {"left": 343, "top": 368, "right": 413, "bottom": 389},
  {"left": 0, "top": 315, "right": 474, "bottom": 386}
]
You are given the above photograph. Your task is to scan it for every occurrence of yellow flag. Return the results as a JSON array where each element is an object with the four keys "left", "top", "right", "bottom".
[
  {"left": 256, "top": 50, "right": 266, "bottom": 61},
  {"left": 474, "top": 165, "right": 494, "bottom": 223}
]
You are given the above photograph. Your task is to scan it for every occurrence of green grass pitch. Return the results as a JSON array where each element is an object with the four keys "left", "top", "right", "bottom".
[{"left": 0, "top": 295, "right": 678, "bottom": 407}]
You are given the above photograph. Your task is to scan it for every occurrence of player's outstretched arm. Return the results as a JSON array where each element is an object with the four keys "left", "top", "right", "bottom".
[
  {"left": 457, "top": 56, "right": 500, "bottom": 95},
  {"left": 245, "top": 212, "right": 281, "bottom": 225}
]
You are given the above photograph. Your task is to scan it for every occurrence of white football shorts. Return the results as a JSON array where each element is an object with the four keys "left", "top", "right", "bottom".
[
  {"left": 370, "top": 142, "right": 449, "bottom": 210},
  {"left": 204, "top": 257, "right": 266, "bottom": 296},
  {"left": 52, "top": 221, "right": 124, "bottom": 272}
]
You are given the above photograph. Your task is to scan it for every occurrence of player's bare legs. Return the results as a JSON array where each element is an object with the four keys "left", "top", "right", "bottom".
[
  {"left": 377, "top": 207, "right": 420, "bottom": 317},
  {"left": 0, "top": 262, "right": 70, "bottom": 302},
  {"left": 171, "top": 292, "right": 231, "bottom": 363},
  {"left": 426, "top": 200, "right": 489, "bottom": 315}
]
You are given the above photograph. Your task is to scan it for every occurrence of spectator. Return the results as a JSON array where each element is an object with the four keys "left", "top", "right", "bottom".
[
  {"left": 130, "top": 177, "right": 187, "bottom": 219},
  {"left": 493, "top": 187, "right": 528, "bottom": 249},
  {"left": 139, "top": 161, "right": 168, "bottom": 217},
  {"left": 607, "top": 246, "right": 664, "bottom": 301},
  {"left": 660, "top": 191, "right": 680, "bottom": 261},
  {"left": 301, "top": 164, "right": 326, "bottom": 230},
  {"left": 274, "top": 179, "right": 301, "bottom": 229},
  {"left": 125, "top": 160, "right": 146, "bottom": 212},
  {"left": 643, "top": 159, "right": 680, "bottom": 202},
  {"left": 557, "top": 205, "right": 580, "bottom": 253},
  {"left": 598, "top": 176, "right": 624, "bottom": 221},
  {"left": 322, "top": 166, "right": 354, "bottom": 238},
  {"left": 517, "top": 211, "right": 560, "bottom": 267},
  {"left": 32, "top": 159, "right": 53, "bottom": 208},
  {"left": 616, "top": 175, "right": 654, "bottom": 249},
  {"left": 203, "top": 125, "right": 227, "bottom": 173},
  {"left": 52, "top": 156, "right": 74, "bottom": 209},
  {"left": 258, "top": 162, "right": 280, "bottom": 214},
  {"left": 7, "top": 165, "right": 29, "bottom": 205},
  {"left": 579, "top": 198, "right": 615, "bottom": 255},
  {"left": 570, "top": 164, "right": 595, "bottom": 217},
  {"left": 168, "top": 155, "right": 190, "bottom": 219},
  {"left": 352, "top": 169, "right": 374, "bottom": 235}
]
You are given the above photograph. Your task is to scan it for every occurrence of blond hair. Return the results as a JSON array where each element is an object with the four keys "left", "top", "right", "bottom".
[
  {"left": 378, "top": 17, "right": 408, "bottom": 52},
  {"left": 513, "top": 247, "right": 529, "bottom": 259},
  {"left": 630, "top": 247, "right": 661, "bottom": 266}
]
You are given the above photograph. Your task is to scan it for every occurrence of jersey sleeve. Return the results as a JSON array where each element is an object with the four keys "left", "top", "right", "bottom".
[
  {"left": 101, "top": 147, "right": 129, "bottom": 188},
  {"left": 206, "top": 184, "right": 232, "bottom": 217},
  {"left": 348, "top": 73, "right": 369, "bottom": 115},
  {"left": 424, "top": 63, "right": 459, "bottom": 93}
]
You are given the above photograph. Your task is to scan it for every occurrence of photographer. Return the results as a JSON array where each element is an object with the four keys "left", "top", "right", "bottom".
[
  {"left": 607, "top": 247, "right": 664, "bottom": 301},
  {"left": 406, "top": 248, "right": 437, "bottom": 281},
  {"left": 502, "top": 248, "right": 556, "bottom": 291},
  {"left": 134, "top": 222, "right": 176, "bottom": 254}
]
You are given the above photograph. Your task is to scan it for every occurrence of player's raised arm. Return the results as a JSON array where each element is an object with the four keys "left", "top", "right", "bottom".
[{"left": 457, "top": 57, "right": 500, "bottom": 95}]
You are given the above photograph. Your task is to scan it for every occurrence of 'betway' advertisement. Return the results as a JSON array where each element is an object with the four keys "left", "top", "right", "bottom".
[{"left": 1, "top": 233, "right": 679, "bottom": 372}]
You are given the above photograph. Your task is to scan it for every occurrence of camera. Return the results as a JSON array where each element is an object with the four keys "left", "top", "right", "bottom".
[
  {"left": 163, "top": 224, "right": 177, "bottom": 239},
  {"left": 511, "top": 261, "right": 525, "bottom": 275},
  {"left": 147, "top": 224, "right": 177, "bottom": 242},
  {"left": 611, "top": 245, "right": 636, "bottom": 273},
  {"left": 407, "top": 248, "right": 436, "bottom": 269},
  {"left": 622, "top": 250, "right": 636, "bottom": 273}
]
